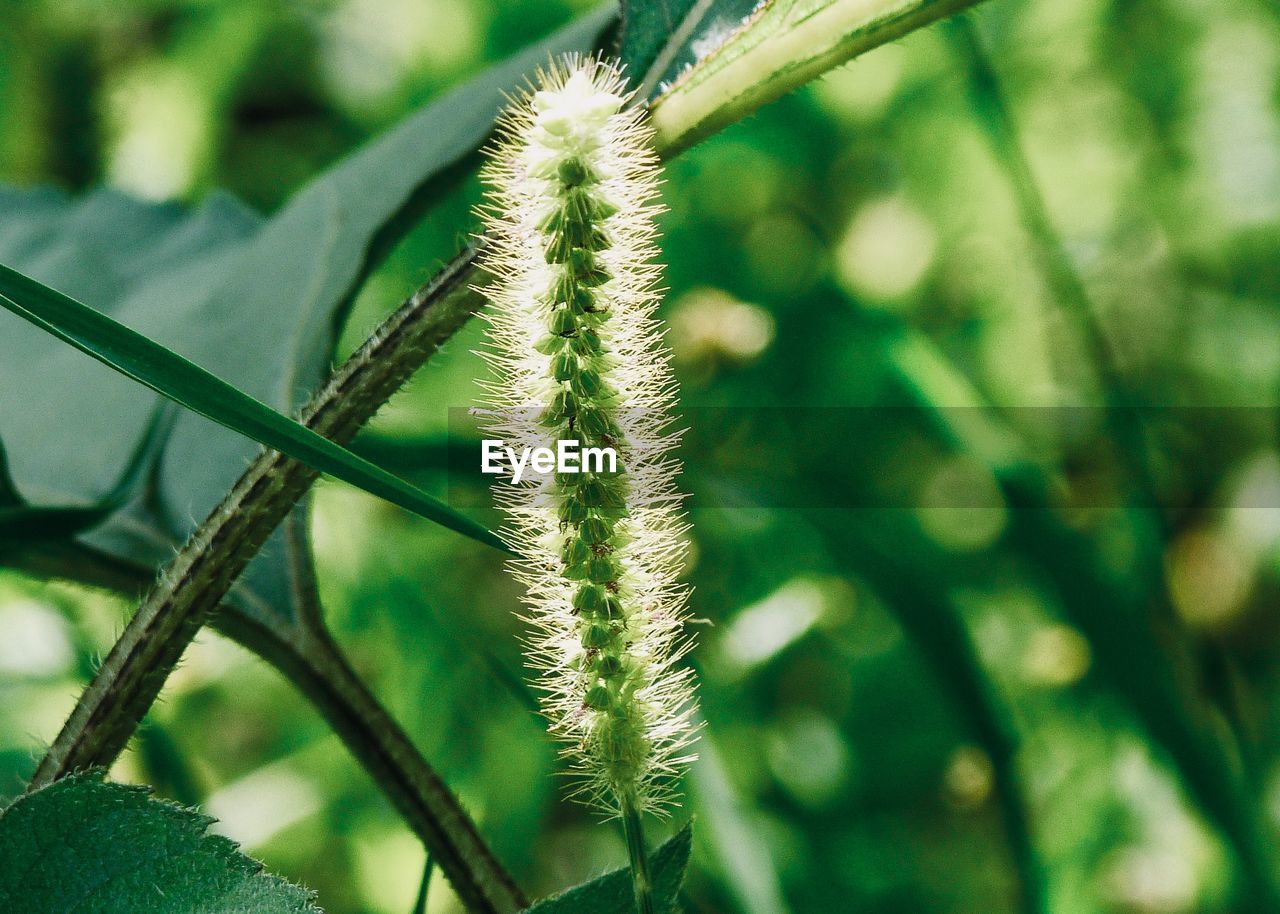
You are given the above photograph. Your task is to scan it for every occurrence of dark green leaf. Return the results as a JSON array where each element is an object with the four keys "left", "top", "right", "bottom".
[
  {"left": 154, "top": 5, "right": 618, "bottom": 546},
  {"left": 0, "top": 187, "right": 256, "bottom": 556},
  {"left": 0, "top": 263, "right": 502, "bottom": 550},
  {"left": 0, "top": 775, "right": 320, "bottom": 914},
  {"left": 618, "top": 0, "right": 699, "bottom": 88},
  {"left": 521, "top": 823, "right": 692, "bottom": 914}
]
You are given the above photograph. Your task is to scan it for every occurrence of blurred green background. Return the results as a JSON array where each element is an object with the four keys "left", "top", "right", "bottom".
[{"left": 3, "top": 0, "right": 1280, "bottom": 912}]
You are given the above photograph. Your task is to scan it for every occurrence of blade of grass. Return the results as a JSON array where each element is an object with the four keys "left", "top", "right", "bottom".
[
  {"left": 941, "top": 18, "right": 1278, "bottom": 907},
  {"left": 0, "top": 264, "right": 501, "bottom": 552},
  {"left": 942, "top": 16, "right": 1166, "bottom": 531}
]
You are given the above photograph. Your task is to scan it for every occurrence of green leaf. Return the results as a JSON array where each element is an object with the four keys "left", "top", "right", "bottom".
[
  {"left": 0, "top": 262, "right": 502, "bottom": 551},
  {"left": 0, "top": 775, "right": 319, "bottom": 914},
  {"left": 646, "top": 0, "right": 984, "bottom": 154},
  {"left": 521, "top": 823, "right": 692, "bottom": 914},
  {"left": 0, "top": 187, "right": 257, "bottom": 543},
  {"left": 153, "top": 5, "right": 618, "bottom": 545}
]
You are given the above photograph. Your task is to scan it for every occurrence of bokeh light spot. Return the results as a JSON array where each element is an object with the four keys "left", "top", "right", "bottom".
[
  {"left": 669, "top": 286, "right": 775, "bottom": 367},
  {"left": 834, "top": 195, "right": 936, "bottom": 305}
]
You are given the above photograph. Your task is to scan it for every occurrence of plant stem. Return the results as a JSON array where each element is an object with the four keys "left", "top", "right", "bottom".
[
  {"left": 12, "top": 523, "right": 530, "bottom": 913},
  {"left": 621, "top": 795, "right": 655, "bottom": 914},
  {"left": 30, "top": 245, "right": 483, "bottom": 785},
  {"left": 413, "top": 852, "right": 434, "bottom": 914}
]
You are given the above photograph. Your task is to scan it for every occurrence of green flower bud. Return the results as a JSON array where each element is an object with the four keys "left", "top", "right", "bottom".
[
  {"left": 579, "top": 516, "right": 612, "bottom": 545},
  {"left": 562, "top": 537, "right": 591, "bottom": 566},
  {"left": 550, "top": 309, "right": 578, "bottom": 337},
  {"left": 584, "top": 683, "right": 612, "bottom": 711},
  {"left": 571, "top": 328, "right": 602, "bottom": 355},
  {"left": 587, "top": 556, "right": 617, "bottom": 584},
  {"left": 582, "top": 622, "right": 612, "bottom": 649},
  {"left": 558, "top": 157, "right": 589, "bottom": 188},
  {"left": 558, "top": 496, "right": 587, "bottom": 524},
  {"left": 552, "top": 352, "right": 577, "bottom": 381},
  {"left": 572, "top": 584, "right": 604, "bottom": 614}
]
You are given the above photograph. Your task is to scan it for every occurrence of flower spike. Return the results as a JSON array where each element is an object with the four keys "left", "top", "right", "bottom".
[{"left": 476, "top": 56, "right": 698, "bottom": 819}]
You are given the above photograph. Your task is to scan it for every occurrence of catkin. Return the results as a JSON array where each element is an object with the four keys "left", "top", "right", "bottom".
[{"left": 477, "top": 56, "right": 697, "bottom": 816}]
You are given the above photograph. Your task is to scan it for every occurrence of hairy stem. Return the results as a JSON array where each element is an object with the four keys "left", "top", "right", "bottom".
[{"left": 621, "top": 795, "right": 655, "bottom": 914}]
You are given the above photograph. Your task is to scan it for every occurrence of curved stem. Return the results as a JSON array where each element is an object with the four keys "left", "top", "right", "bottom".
[
  {"left": 621, "top": 794, "right": 655, "bottom": 914},
  {"left": 12, "top": 530, "right": 529, "bottom": 913},
  {"left": 31, "top": 246, "right": 483, "bottom": 784},
  {"left": 649, "top": 0, "right": 986, "bottom": 156}
]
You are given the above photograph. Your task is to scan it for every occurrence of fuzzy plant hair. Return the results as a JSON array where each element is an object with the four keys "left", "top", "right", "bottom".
[{"left": 476, "top": 56, "right": 698, "bottom": 818}]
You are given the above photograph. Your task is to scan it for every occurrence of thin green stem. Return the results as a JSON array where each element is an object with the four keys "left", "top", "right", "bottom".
[
  {"left": 413, "top": 853, "right": 434, "bottom": 914},
  {"left": 621, "top": 795, "right": 655, "bottom": 914},
  {"left": 650, "top": 0, "right": 988, "bottom": 155}
]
